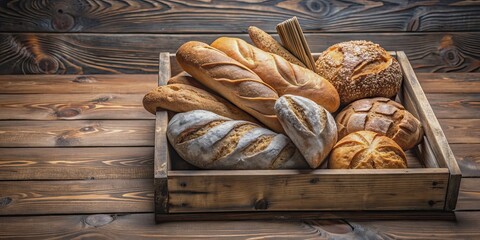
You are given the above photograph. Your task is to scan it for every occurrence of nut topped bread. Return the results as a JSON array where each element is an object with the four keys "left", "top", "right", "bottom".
[
  {"left": 335, "top": 97, "right": 423, "bottom": 150},
  {"left": 315, "top": 40, "right": 402, "bottom": 105}
]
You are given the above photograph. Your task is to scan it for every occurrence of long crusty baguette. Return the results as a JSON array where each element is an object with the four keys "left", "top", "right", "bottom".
[
  {"left": 176, "top": 41, "right": 283, "bottom": 132},
  {"left": 167, "top": 110, "right": 308, "bottom": 169},
  {"left": 211, "top": 37, "right": 340, "bottom": 112},
  {"left": 143, "top": 84, "right": 259, "bottom": 123}
]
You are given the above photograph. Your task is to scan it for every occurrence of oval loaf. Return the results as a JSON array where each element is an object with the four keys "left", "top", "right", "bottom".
[
  {"left": 167, "top": 110, "right": 308, "bottom": 170},
  {"left": 274, "top": 95, "right": 337, "bottom": 168}
]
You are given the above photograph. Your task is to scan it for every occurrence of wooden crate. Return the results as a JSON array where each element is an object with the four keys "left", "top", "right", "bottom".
[{"left": 154, "top": 52, "right": 462, "bottom": 222}]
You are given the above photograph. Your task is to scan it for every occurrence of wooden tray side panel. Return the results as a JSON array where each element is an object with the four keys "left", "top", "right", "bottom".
[
  {"left": 167, "top": 170, "right": 449, "bottom": 213},
  {"left": 154, "top": 52, "right": 171, "bottom": 214},
  {"left": 397, "top": 51, "right": 462, "bottom": 211}
]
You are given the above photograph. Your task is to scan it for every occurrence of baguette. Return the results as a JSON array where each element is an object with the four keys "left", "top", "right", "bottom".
[
  {"left": 176, "top": 41, "right": 283, "bottom": 132},
  {"left": 211, "top": 37, "right": 340, "bottom": 112},
  {"left": 167, "top": 110, "right": 308, "bottom": 169},
  {"left": 142, "top": 84, "right": 259, "bottom": 123}
]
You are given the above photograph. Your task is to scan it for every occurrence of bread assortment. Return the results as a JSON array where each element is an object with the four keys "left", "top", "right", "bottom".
[
  {"left": 167, "top": 110, "right": 308, "bottom": 169},
  {"left": 142, "top": 23, "right": 424, "bottom": 170},
  {"left": 315, "top": 40, "right": 403, "bottom": 105},
  {"left": 329, "top": 131, "right": 407, "bottom": 169},
  {"left": 212, "top": 37, "right": 340, "bottom": 112},
  {"left": 335, "top": 97, "right": 423, "bottom": 150},
  {"left": 275, "top": 95, "right": 337, "bottom": 168}
]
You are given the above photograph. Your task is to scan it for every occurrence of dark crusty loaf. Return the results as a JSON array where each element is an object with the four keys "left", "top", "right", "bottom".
[
  {"left": 335, "top": 97, "right": 423, "bottom": 150},
  {"left": 274, "top": 95, "right": 338, "bottom": 169},
  {"left": 315, "top": 40, "right": 402, "bottom": 105},
  {"left": 142, "top": 83, "right": 259, "bottom": 123},
  {"left": 176, "top": 41, "right": 284, "bottom": 133},
  {"left": 248, "top": 26, "right": 306, "bottom": 67},
  {"left": 329, "top": 131, "right": 407, "bottom": 169},
  {"left": 211, "top": 37, "right": 340, "bottom": 112},
  {"left": 167, "top": 110, "right": 308, "bottom": 169}
]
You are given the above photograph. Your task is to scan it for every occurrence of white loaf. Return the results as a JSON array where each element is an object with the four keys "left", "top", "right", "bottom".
[
  {"left": 274, "top": 95, "right": 338, "bottom": 168},
  {"left": 167, "top": 110, "right": 308, "bottom": 169}
]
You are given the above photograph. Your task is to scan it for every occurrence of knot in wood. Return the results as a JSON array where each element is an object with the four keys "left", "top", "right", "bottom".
[
  {"left": 304, "top": 0, "right": 328, "bottom": 14},
  {"left": 51, "top": 12, "right": 75, "bottom": 31},
  {"left": 36, "top": 57, "right": 59, "bottom": 74},
  {"left": 254, "top": 199, "right": 269, "bottom": 210},
  {"left": 73, "top": 76, "right": 97, "bottom": 83},
  {"left": 55, "top": 108, "right": 80, "bottom": 118},
  {"left": 0, "top": 197, "right": 12, "bottom": 207},
  {"left": 85, "top": 214, "right": 115, "bottom": 227}
]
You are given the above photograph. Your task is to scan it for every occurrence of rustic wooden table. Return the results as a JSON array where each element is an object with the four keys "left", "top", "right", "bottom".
[{"left": 0, "top": 73, "right": 478, "bottom": 239}]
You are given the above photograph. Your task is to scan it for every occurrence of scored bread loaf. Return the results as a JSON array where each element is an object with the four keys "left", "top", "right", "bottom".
[
  {"left": 315, "top": 40, "right": 402, "bottom": 105},
  {"left": 335, "top": 97, "right": 423, "bottom": 150},
  {"left": 167, "top": 71, "right": 207, "bottom": 90},
  {"left": 142, "top": 84, "right": 259, "bottom": 123},
  {"left": 329, "top": 131, "right": 407, "bottom": 169},
  {"left": 211, "top": 37, "right": 340, "bottom": 112},
  {"left": 167, "top": 110, "right": 308, "bottom": 169},
  {"left": 176, "top": 41, "right": 284, "bottom": 133},
  {"left": 248, "top": 26, "right": 306, "bottom": 67},
  {"left": 274, "top": 95, "right": 337, "bottom": 169}
]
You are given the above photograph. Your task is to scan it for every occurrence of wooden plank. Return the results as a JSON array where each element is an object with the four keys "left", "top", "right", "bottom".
[
  {"left": 425, "top": 93, "right": 480, "bottom": 119},
  {"left": 439, "top": 119, "right": 480, "bottom": 144},
  {"left": 167, "top": 169, "right": 449, "bottom": 212},
  {"left": 0, "top": 147, "right": 153, "bottom": 180},
  {"left": 1, "top": 0, "right": 479, "bottom": 33},
  {"left": 397, "top": 51, "right": 462, "bottom": 211},
  {"left": 456, "top": 178, "right": 480, "bottom": 211},
  {"left": 0, "top": 74, "right": 157, "bottom": 94},
  {"left": 0, "top": 120, "right": 154, "bottom": 147},
  {"left": 418, "top": 73, "right": 480, "bottom": 93},
  {"left": 0, "top": 32, "right": 478, "bottom": 74},
  {"left": 451, "top": 144, "right": 480, "bottom": 177},
  {"left": 0, "top": 179, "right": 153, "bottom": 215},
  {"left": 0, "top": 94, "right": 153, "bottom": 120}
]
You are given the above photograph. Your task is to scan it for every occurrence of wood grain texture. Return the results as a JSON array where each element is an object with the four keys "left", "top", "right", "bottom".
[
  {"left": 0, "top": 147, "right": 153, "bottom": 180},
  {"left": 457, "top": 178, "right": 480, "bottom": 210},
  {"left": 439, "top": 119, "right": 480, "bottom": 144},
  {"left": 0, "top": 32, "right": 478, "bottom": 74},
  {"left": 0, "top": 94, "right": 152, "bottom": 120},
  {"left": 0, "top": 120, "right": 154, "bottom": 147},
  {"left": 451, "top": 144, "right": 480, "bottom": 177},
  {"left": 0, "top": 179, "right": 153, "bottom": 215},
  {"left": 0, "top": 214, "right": 359, "bottom": 239},
  {"left": 167, "top": 169, "right": 449, "bottom": 212},
  {"left": 418, "top": 73, "right": 480, "bottom": 93},
  {"left": 0, "top": 74, "right": 157, "bottom": 94},
  {"left": 426, "top": 93, "right": 480, "bottom": 119},
  {"left": 1, "top": 0, "right": 479, "bottom": 33}
]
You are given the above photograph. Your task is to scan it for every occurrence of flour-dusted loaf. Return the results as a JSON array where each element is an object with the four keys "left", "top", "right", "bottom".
[
  {"left": 329, "top": 131, "right": 407, "bottom": 169},
  {"left": 142, "top": 84, "right": 259, "bottom": 123},
  {"left": 211, "top": 37, "right": 340, "bottom": 112},
  {"left": 176, "top": 41, "right": 284, "bottom": 133},
  {"left": 167, "top": 110, "right": 308, "bottom": 169},
  {"left": 248, "top": 26, "right": 306, "bottom": 67},
  {"left": 274, "top": 95, "right": 337, "bottom": 169},
  {"left": 167, "top": 71, "right": 206, "bottom": 90},
  {"left": 315, "top": 40, "right": 402, "bottom": 105},
  {"left": 336, "top": 97, "right": 423, "bottom": 150}
]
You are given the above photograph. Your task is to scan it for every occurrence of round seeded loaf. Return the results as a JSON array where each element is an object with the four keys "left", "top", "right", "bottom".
[{"left": 315, "top": 40, "right": 402, "bottom": 105}]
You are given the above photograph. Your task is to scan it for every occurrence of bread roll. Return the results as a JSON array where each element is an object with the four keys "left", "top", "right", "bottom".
[
  {"left": 142, "top": 84, "right": 259, "bottom": 123},
  {"left": 167, "top": 71, "right": 206, "bottom": 90},
  {"left": 336, "top": 97, "right": 422, "bottom": 150},
  {"left": 211, "top": 37, "right": 340, "bottom": 112},
  {"left": 315, "top": 40, "right": 402, "bottom": 105},
  {"left": 329, "top": 131, "right": 407, "bottom": 169},
  {"left": 274, "top": 95, "right": 337, "bottom": 169},
  {"left": 176, "top": 41, "right": 283, "bottom": 133},
  {"left": 167, "top": 110, "right": 308, "bottom": 169},
  {"left": 248, "top": 26, "right": 306, "bottom": 67}
]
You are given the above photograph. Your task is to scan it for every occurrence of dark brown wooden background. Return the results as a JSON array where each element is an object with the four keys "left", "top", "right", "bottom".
[{"left": 1, "top": 0, "right": 479, "bottom": 75}]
